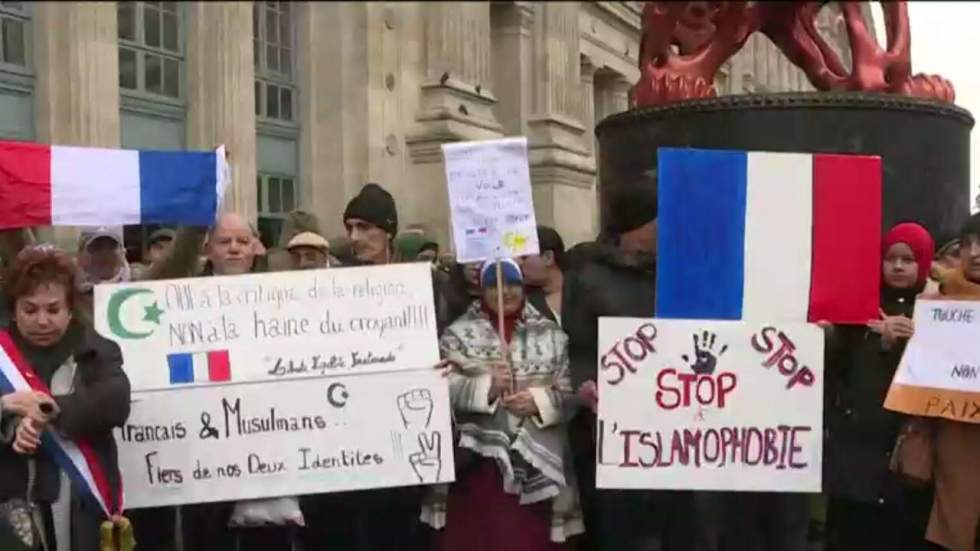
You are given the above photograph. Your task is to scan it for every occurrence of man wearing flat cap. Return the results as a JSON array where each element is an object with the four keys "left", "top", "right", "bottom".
[{"left": 286, "top": 231, "right": 330, "bottom": 270}]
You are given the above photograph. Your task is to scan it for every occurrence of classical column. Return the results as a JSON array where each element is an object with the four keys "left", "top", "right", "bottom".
[
  {"left": 409, "top": 1, "right": 502, "bottom": 143},
  {"left": 580, "top": 55, "right": 601, "bottom": 236},
  {"left": 296, "top": 2, "right": 356, "bottom": 234},
  {"left": 33, "top": 1, "right": 121, "bottom": 247},
  {"left": 185, "top": 2, "right": 257, "bottom": 220},
  {"left": 406, "top": 1, "right": 504, "bottom": 248},
  {"left": 490, "top": 2, "right": 534, "bottom": 136},
  {"left": 526, "top": 2, "right": 596, "bottom": 245}
]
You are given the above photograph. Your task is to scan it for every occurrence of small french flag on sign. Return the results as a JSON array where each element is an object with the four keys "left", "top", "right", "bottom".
[{"left": 167, "top": 350, "right": 231, "bottom": 385}]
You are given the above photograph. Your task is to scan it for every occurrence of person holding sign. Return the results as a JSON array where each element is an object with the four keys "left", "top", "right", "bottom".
[
  {"left": 423, "top": 259, "right": 582, "bottom": 550},
  {"left": 563, "top": 182, "right": 662, "bottom": 551},
  {"left": 303, "top": 183, "right": 436, "bottom": 551},
  {"left": 913, "top": 213, "right": 980, "bottom": 551},
  {"left": 823, "top": 222, "right": 936, "bottom": 551},
  {"left": 0, "top": 245, "right": 131, "bottom": 551}
]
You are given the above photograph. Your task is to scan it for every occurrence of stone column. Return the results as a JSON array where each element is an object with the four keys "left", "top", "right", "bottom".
[
  {"left": 580, "top": 55, "right": 600, "bottom": 236},
  {"left": 526, "top": 2, "right": 596, "bottom": 245},
  {"left": 490, "top": 2, "right": 534, "bottom": 136},
  {"left": 33, "top": 1, "right": 121, "bottom": 247},
  {"left": 406, "top": 1, "right": 503, "bottom": 248},
  {"left": 409, "top": 1, "right": 501, "bottom": 142},
  {"left": 185, "top": 2, "right": 257, "bottom": 220}
]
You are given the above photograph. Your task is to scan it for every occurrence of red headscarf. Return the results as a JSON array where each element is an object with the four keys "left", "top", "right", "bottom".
[{"left": 883, "top": 222, "right": 935, "bottom": 286}]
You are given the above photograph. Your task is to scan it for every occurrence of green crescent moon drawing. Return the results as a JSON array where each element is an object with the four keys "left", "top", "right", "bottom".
[{"left": 107, "top": 288, "right": 155, "bottom": 339}]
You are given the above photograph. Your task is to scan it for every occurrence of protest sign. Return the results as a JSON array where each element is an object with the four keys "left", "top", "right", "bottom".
[
  {"left": 442, "top": 137, "right": 539, "bottom": 263},
  {"left": 94, "top": 263, "right": 454, "bottom": 508},
  {"left": 885, "top": 299, "right": 980, "bottom": 424},
  {"left": 596, "top": 318, "right": 824, "bottom": 492}
]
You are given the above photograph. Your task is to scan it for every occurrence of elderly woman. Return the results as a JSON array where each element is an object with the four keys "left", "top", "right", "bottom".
[
  {"left": 423, "top": 259, "right": 582, "bottom": 551},
  {"left": 0, "top": 245, "right": 130, "bottom": 550}
]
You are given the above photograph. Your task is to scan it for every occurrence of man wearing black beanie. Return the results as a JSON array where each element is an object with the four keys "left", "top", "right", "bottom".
[
  {"left": 563, "top": 178, "right": 699, "bottom": 551},
  {"left": 342, "top": 182, "right": 399, "bottom": 265},
  {"left": 302, "top": 182, "right": 431, "bottom": 551}
]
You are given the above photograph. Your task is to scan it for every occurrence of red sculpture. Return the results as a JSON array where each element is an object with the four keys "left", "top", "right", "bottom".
[{"left": 633, "top": 1, "right": 955, "bottom": 107}]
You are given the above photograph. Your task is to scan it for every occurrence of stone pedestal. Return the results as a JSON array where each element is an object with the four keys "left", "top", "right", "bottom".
[{"left": 596, "top": 93, "right": 975, "bottom": 242}]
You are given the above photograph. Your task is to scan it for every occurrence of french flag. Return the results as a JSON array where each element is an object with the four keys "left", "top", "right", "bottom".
[
  {"left": 0, "top": 331, "right": 119, "bottom": 516},
  {"left": 655, "top": 148, "right": 882, "bottom": 324},
  {"left": 167, "top": 350, "right": 231, "bottom": 385},
  {"left": 0, "top": 140, "right": 228, "bottom": 229}
]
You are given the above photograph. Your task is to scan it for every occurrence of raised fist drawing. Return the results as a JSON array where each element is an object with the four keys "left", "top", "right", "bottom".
[
  {"left": 409, "top": 431, "right": 442, "bottom": 483},
  {"left": 397, "top": 388, "right": 434, "bottom": 430},
  {"left": 683, "top": 331, "right": 728, "bottom": 375}
]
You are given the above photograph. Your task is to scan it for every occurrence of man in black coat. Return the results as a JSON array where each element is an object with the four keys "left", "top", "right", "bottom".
[
  {"left": 563, "top": 183, "right": 696, "bottom": 551},
  {"left": 301, "top": 183, "right": 433, "bottom": 551}
]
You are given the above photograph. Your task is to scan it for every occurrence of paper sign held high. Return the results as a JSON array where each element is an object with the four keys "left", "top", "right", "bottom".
[{"left": 442, "top": 137, "right": 539, "bottom": 263}]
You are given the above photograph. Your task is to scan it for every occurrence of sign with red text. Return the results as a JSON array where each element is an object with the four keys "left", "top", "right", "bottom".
[
  {"left": 885, "top": 300, "right": 980, "bottom": 424},
  {"left": 596, "top": 318, "right": 824, "bottom": 492},
  {"left": 94, "top": 264, "right": 454, "bottom": 508}
]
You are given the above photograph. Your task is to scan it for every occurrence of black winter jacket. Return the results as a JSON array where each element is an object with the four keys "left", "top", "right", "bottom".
[
  {"left": 824, "top": 287, "right": 919, "bottom": 505},
  {"left": 562, "top": 242, "right": 656, "bottom": 388}
]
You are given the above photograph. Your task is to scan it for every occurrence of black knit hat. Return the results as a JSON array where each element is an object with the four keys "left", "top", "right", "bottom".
[
  {"left": 343, "top": 183, "right": 398, "bottom": 236},
  {"left": 605, "top": 181, "right": 658, "bottom": 236}
]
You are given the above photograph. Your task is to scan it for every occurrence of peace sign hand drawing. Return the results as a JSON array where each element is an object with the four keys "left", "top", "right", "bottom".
[{"left": 409, "top": 431, "right": 442, "bottom": 483}]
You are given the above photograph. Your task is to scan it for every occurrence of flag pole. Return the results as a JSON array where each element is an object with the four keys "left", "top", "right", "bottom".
[{"left": 494, "top": 259, "right": 514, "bottom": 394}]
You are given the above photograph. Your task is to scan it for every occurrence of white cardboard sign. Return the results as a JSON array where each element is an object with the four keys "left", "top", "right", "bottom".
[
  {"left": 94, "top": 264, "right": 454, "bottom": 508},
  {"left": 596, "top": 318, "right": 824, "bottom": 492},
  {"left": 885, "top": 299, "right": 980, "bottom": 423},
  {"left": 442, "top": 137, "right": 539, "bottom": 263}
]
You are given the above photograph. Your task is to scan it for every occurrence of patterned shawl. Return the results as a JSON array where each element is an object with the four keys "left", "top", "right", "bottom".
[{"left": 422, "top": 301, "right": 583, "bottom": 542}]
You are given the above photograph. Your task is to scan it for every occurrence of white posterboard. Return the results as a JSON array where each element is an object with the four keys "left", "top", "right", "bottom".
[
  {"left": 885, "top": 299, "right": 980, "bottom": 423},
  {"left": 596, "top": 318, "right": 824, "bottom": 492},
  {"left": 442, "top": 137, "right": 539, "bottom": 263},
  {"left": 94, "top": 264, "right": 454, "bottom": 508}
]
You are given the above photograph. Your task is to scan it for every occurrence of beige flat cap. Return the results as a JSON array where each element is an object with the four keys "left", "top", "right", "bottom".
[{"left": 286, "top": 231, "right": 330, "bottom": 252}]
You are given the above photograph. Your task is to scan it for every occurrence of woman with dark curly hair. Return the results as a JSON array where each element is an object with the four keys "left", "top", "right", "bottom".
[{"left": 0, "top": 245, "right": 130, "bottom": 551}]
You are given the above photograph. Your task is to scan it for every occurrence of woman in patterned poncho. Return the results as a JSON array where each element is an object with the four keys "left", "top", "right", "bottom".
[{"left": 423, "top": 258, "right": 582, "bottom": 551}]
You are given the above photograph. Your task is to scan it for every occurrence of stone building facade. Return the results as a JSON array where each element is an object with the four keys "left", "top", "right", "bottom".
[{"left": 0, "top": 1, "right": 861, "bottom": 254}]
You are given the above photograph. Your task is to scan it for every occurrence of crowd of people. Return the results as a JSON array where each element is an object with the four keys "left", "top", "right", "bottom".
[{"left": 1, "top": 179, "right": 979, "bottom": 551}]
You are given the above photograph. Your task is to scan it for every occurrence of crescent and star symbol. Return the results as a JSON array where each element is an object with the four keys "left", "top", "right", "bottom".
[{"left": 107, "top": 288, "right": 165, "bottom": 340}]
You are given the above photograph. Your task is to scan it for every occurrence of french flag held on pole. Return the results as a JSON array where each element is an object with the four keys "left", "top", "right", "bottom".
[
  {"left": 0, "top": 140, "right": 229, "bottom": 229},
  {"left": 655, "top": 148, "right": 882, "bottom": 325}
]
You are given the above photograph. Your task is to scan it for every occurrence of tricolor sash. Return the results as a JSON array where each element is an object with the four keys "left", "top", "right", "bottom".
[{"left": 0, "top": 330, "right": 119, "bottom": 517}]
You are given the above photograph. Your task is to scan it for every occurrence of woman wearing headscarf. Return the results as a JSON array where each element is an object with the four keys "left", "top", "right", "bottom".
[
  {"left": 823, "top": 222, "right": 936, "bottom": 551},
  {"left": 423, "top": 259, "right": 582, "bottom": 550},
  {"left": 0, "top": 245, "right": 131, "bottom": 551}
]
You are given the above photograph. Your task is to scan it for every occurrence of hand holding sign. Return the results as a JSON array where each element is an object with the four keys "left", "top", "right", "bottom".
[
  {"left": 868, "top": 308, "right": 915, "bottom": 345},
  {"left": 409, "top": 431, "right": 442, "bottom": 483},
  {"left": 397, "top": 388, "right": 434, "bottom": 430}
]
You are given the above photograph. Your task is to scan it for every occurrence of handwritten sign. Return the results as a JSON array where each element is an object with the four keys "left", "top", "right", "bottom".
[
  {"left": 596, "top": 318, "right": 824, "bottom": 492},
  {"left": 885, "top": 299, "right": 980, "bottom": 424},
  {"left": 94, "top": 264, "right": 454, "bottom": 508},
  {"left": 442, "top": 137, "right": 539, "bottom": 262}
]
